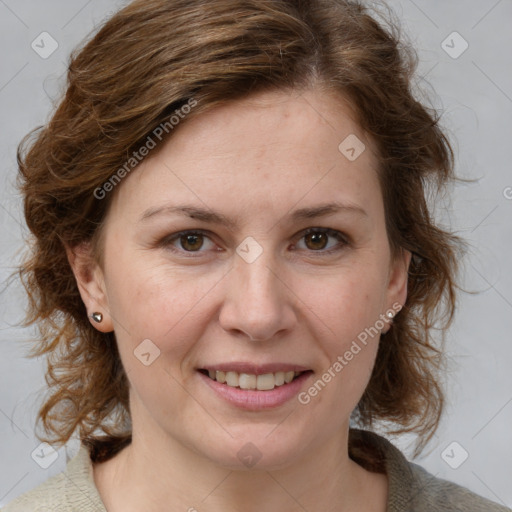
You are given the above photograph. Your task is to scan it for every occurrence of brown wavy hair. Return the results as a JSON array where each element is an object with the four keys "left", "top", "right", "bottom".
[{"left": 17, "top": 0, "right": 463, "bottom": 463}]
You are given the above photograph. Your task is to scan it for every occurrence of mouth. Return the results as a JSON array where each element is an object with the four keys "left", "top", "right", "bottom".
[{"left": 198, "top": 369, "right": 311, "bottom": 391}]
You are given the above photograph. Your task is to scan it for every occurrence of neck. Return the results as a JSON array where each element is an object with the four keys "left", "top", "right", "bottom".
[{"left": 93, "top": 405, "right": 386, "bottom": 512}]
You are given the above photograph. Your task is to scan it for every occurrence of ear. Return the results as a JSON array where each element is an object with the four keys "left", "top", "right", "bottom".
[
  {"left": 65, "top": 242, "right": 114, "bottom": 333},
  {"left": 383, "top": 247, "right": 412, "bottom": 331}
]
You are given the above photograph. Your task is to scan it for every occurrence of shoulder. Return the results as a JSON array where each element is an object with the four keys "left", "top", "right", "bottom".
[
  {"left": 349, "top": 428, "right": 511, "bottom": 512},
  {"left": 406, "top": 462, "right": 511, "bottom": 512},
  {"left": 2, "top": 445, "right": 106, "bottom": 512}
]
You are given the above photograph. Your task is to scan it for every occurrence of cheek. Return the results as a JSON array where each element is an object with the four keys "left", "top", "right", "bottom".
[
  {"left": 295, "top": 264, "right": 387, "bottom": 349},
  {"left": 104, "top": 256, "right": 224, "bottom": 359},
  {"left": 104, "top": 264, "right": 220, "bottom": 417},
  {"left": 291, "top": 261, "right": 388, "bottom": 408},
  {"left": 294, "top": 275, "right": 383, "bottom": 420}
]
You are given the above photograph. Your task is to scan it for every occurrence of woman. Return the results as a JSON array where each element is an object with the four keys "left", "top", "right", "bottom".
[{"left": 4, "top": 0, "right": 510, "bottom": 510}]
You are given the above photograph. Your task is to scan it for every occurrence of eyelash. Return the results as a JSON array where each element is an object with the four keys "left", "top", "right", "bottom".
[{"left": 158, "top": 227, "right": 350, "bottom": 257}]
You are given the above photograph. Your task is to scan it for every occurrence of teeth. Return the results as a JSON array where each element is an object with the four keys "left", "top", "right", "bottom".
[
  {"left": 257, "top": 373, "right": 275, "bottom": 391},
  {"left": 239, "top": 373, "right": 256, "bottom": 390},
  {"left": 225, "top": 371, "right": 239, "bottom": 387},
  {"left": 205, "top": 369, "right": 303, "bottom": 390}
]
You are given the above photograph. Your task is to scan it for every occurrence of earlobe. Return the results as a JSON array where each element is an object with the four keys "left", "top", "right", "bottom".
[
  {"left": 380, "top": 249, "right": 411, "bottom": 334},
  {"left": 65, "top": 243, "right": 114, "bottom": 333},
  {"left": 387, "top": 248, "right": 412, "bottom": 312}
]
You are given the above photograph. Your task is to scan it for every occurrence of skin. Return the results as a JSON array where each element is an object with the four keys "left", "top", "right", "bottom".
[{"left": 69, "top": 87, "right": 411, "bottom": 512}]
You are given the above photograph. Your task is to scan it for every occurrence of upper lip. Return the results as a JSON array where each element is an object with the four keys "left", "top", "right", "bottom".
[{"left": 198, "top": 363, "right": 311, "bottom": 375}]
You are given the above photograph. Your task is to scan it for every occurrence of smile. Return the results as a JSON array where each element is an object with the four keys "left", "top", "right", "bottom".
[
  {"left": 197, "top": 363, "right": 313, "bottom": 409},
  {"left": 199, "top": 369, "right": 306, "bottom": 391}
]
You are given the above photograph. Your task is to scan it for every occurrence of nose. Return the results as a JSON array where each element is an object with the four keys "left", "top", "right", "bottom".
[{"left": 218, "top": 252, "right": 296, "bottom": 341}]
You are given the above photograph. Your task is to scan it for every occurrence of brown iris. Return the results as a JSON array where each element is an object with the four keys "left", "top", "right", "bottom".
[
  {"left": 180, "top": 233, "right": 204, "bottom": 251},
  {"left": 304, "top": 232, "right": 328, "bottom": 250}
]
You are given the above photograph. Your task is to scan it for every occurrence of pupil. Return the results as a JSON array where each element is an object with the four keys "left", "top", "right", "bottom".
[
  {"left": 181, "top": 234, "right": 203, "bottom": 251},
  {"left": 306, "top": 232, "right": 327, "bottom": 250}
]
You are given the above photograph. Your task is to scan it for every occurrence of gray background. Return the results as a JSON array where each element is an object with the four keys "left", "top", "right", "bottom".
[{"left": 1, "top": 0, "right": 511, "bottom": 508}]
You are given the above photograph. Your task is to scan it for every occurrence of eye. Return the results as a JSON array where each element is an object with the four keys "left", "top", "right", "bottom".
[
  {"left": 157, "top": 227, "right": 349, "bottom": 257},
  {"left": 294, "top": 228, "right": 348, "bottom": 253},
  {"left": 161, "top": 230, "right": 217, "bottom": 254}
]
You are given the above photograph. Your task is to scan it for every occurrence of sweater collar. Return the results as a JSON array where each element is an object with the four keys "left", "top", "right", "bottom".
[{"left": 349, "top": 428, "right": 423, "bottom": 512}]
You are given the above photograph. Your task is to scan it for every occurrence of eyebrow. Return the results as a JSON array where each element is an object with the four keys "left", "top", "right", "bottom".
[{"left": 139, "top": 201, "right": 368, "bottom": 228}]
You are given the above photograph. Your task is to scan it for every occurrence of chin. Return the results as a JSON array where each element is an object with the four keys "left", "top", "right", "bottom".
[{"left": 194, "top": 428, "right": 308, "bottom": 472}]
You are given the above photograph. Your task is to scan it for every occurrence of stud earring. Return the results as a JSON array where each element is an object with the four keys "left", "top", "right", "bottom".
[
  {"left": 384, "top": 311, "right": 394, "bottom": 332},
  {"left": 91, "top": 312, "right": 103, "bottom": 323}
]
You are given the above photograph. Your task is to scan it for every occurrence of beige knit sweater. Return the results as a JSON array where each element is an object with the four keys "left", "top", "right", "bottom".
[{"left": 2, "top": 429, "right": 510, "bottom": 511}]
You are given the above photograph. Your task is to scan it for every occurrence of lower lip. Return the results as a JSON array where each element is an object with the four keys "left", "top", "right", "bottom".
[{"left": 198, "top": 371, "right": 312, "bottom": 410}]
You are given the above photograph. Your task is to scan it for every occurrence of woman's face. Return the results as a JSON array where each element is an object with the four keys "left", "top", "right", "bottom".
[{"left": 76, "top": 88, "right": 409, "bottom": 470}]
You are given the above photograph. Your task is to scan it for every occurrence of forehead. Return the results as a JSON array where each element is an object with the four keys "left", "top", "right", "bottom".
[{"left": 108, "top": 88, "right": 383, "bottom": 225}]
